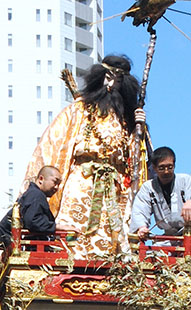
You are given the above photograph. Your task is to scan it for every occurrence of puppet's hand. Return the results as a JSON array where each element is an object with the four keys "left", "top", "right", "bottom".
[{"left": 134, "top": 108, "right": 146, "bottom": 124}]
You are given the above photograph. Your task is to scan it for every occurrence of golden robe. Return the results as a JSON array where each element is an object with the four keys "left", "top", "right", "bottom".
[{"left": 22, "top": 100, "right": 149, "bottom": 259}]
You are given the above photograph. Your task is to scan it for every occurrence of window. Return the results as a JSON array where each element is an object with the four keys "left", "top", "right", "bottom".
[
  {"left": 8, "top": 189, "right": 13, "bottom": 202},
  {"left": 65, "top": 88, "right": 73, "bottom": 102},
  {"left": 76, "top": 43, "right": 90, "bottom": 55},
  {"left": 48, "top": 111, "right": 53, "bottom": 124},
  {"left": 36, "top": 86, "right": 41, "bottom": 98},
  {"left": 76, "top": 17, "right": 89, "bottom": 30},
  {"left": 48, "top": 86, "right": 52, "bottom": 99},
  {"left": 36, "top": 9, "right": 40, "bottom": 21},
  {"left": 76, "top": 68, "right": 85, "bottom": 78},
  {"left": 36, "top": 35, "right": 41, "bottom": 47},
  {"left": 8, "top": 8, "right": 12, "bottom": 21},
  {"left": 64, "top": 12, "right": 72, "bottom": 26},
  {"left": 78, "top": 0, "right": 87, "bottom": 3},
  {"left": 47, "top": 35, "right": 52, "bottom": 48},
  {"left": 8, "top": 59, "right": 13, "bottom": 72},
  {"left": 8, "top": 85, "right": 13, "bottom": 97},
  {"left": 8, "top": 34, "right": 12, "bottom": 46},
  {"left": 8, "top": 162, "right": 13, "bottom": 176},
  {"left": 36, "top": 60, "right": 41, "bottom": 73},
  {"left": 77, "top": 46, "right": 88, "bottom": 54},
  {"left": 98, "top": 53, "right": 102, "bottom": 63},
  {"left": 97, "top": 28, "right": 102, "bottom": 41},
  {"left": 37, "top": 111, "right": 41, "bottom": 124},
  {"left": 65, "top": 63, "right": 73, "bottom": 72},
  {"left": 8, "top": 110, "right": 13, "bottom": 123},
  {"left": 65, "top": 38, "right": 72, "bottom": 52},
  {"left": 78, "top": 22, "right": 88, "bottom": 30},
  {"left": 47, "top": 60, "right": 52, "bottom": 73},
  {"left": 8, "top": 136, "right": 13, "bottom": 149},
  {"left": 97, "top": 3, "right": 102, "bottom": 17},
  {"left": 47, "top": 9, "right": 52, "bottom": 22}
]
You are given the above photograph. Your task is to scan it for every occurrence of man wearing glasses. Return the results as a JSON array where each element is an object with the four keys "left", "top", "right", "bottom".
[{"left": 130, "top": 146, "right": 191, "bottom": 241}]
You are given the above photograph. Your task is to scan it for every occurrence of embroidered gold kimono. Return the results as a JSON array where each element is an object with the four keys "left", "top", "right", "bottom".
[{"left": 22, "top": 100, "right": 148, "bottom": 259}]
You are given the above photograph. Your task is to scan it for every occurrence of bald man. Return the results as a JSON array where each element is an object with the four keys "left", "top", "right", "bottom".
[{"left": 0, "top": 165, "right": 77, "bottom": 247}]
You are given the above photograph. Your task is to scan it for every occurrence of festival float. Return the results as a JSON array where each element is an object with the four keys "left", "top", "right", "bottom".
[
  {"left": 1, "top": 202, "right": 191, "bottom": 310},
  {"left": 0, "top": 2, "right": 191, "bottom": 309}
]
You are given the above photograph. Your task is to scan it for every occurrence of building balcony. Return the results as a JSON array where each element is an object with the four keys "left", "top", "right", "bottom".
[
  {"left": 75, "top": 1, "right": 93, "bottom": 23},
  {"left": 76, "top": 51, "right": 93, "bottom": 71},
  {"left": 76, "top": 27, "right": 93, "bottom": 48}
]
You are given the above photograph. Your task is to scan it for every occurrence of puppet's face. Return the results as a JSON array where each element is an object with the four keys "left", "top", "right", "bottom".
[
  {"left": 154, "top": 156, "right": 175, "bottom": 185},
  {"left": 103, "top": 70, "right": 123, "bottom": 92}
]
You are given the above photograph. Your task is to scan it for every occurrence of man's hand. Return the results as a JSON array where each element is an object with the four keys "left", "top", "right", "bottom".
[
  {"left": 181, "top": 200, "right": 191, "bottom": 222},
  {"left": 56, "top": 223, "right": 80, "bottom": 233},
  {"left": 137, "top": 226, "right": 149, "bottom": 241}
]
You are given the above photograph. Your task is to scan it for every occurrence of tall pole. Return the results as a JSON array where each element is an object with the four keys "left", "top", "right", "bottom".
[{"left": 132, "top": 32, "right": 157, "bottom": 199}]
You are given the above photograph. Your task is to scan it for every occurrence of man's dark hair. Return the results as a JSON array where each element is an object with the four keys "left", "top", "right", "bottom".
[
  {"left": 80, "top": 54, "right": 140, "bottom": 134},
  {"left": 151, "top": 147, "right": 176, "bottom": 167},
  {"left": 36, "top": 165, "right": 60, "bottom": 179}
]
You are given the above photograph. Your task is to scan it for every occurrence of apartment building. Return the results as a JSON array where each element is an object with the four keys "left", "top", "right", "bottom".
[{"left": 0, "top": 0, "right": 103, "bottom": 214}]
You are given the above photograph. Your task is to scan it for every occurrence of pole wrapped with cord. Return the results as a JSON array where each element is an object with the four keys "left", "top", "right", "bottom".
[{"left": 132, "top": 32, "right": 157, "bottom": 199}]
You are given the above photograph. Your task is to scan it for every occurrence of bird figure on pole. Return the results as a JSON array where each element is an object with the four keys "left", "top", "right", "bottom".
[{"left": 121, "top": 0, "right": 176, "bottom": 33}]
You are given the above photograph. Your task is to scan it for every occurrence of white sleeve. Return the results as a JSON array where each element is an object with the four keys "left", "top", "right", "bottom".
[{"left": 129, "top": 181, "right": 153, "bottom": 233}]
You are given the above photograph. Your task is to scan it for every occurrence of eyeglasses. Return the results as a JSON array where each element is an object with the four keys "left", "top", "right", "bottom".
[{"left": 157, "top": 164, "right": 174, "bottom": 172}]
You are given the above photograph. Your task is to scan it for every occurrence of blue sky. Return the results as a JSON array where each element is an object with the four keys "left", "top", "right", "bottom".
[{"left": 103, "top": 0, "right": 191, "bottom": 174}]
